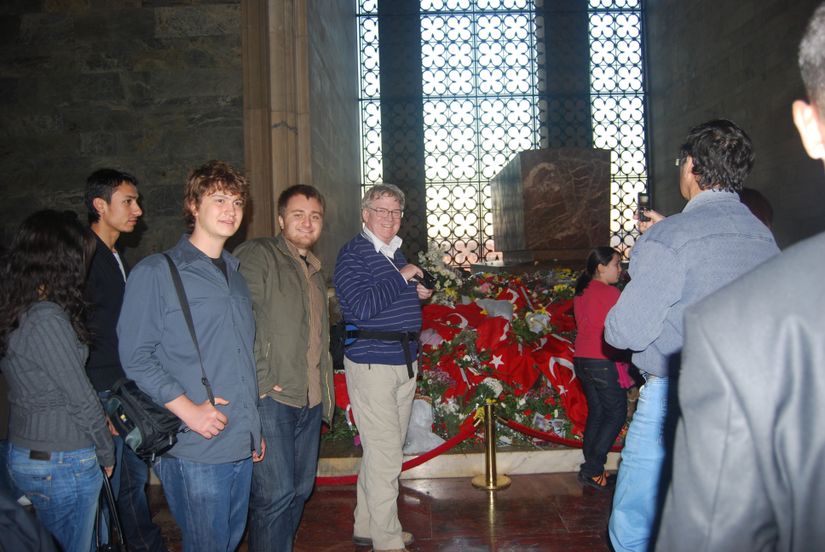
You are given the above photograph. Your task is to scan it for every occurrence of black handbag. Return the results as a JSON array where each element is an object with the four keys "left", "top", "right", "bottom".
[{"left": 106, "top": 378, "right": 181, "bottom": 462}]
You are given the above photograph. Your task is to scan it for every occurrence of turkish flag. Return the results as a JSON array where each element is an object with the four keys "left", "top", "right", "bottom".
[
  {"left": 422, "top": 303, "right": 488, "bottom": 339},
  {"left": 487, "top": 342, "right": 539, "bottom": 396},
  {"left": 544, "top": 298, "right": 576, "bottom": 333},
  {"left": 475, "top": 316, "right": 510, "bottom": 352},
  {"left": 494, "top": 284, "right": 531, "bottom": 310},
  {"left": 333, "top": 372, "right": 356, "bottom": 426},
  {"left": 453, "top": 303, "right": 487, "bottom": 327},
  {"left": 533, "top": 336, "right": 588, "bottom": 435},
  {"left": 421, "top": 304, "right": 465, "bottom": 341},
  {"left": 431, "top": 350, "right": 481, "bottom": 400}
]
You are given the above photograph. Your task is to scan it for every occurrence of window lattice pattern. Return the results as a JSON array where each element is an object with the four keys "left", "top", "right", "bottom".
[
  {"left": 589, "top": 0, "right": 648, "bottom": 258},
  {"left": 357, "top": 0, "right": 648, "bottom": 265},
  {"left": 358, "top": 1, "right": 382, "bottom": 188},
  {"left": 421, "top": 0, "right": 541, "bottom": 266}
]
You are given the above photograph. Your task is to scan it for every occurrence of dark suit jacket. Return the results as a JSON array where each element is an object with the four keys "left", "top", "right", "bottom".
[
  {"left": 85, "top": 234, "right": 129, "bottom": 391},
  {"left": 656, "top": 232, "right": 825, "bottom": 551}
]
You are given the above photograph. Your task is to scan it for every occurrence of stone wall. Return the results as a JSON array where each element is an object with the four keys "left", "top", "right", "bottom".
[
  {"left": 646, "top": 0, "right": 825, "bottom": 248},
  {"left": 0, "top": 1, "right": 246, "bottom": 257},
  {"left": 0, "top": 1, "right": 361, "bottom": 271},
  {"left": 307, "top": 0, "right": 361, "bottom": 270}
]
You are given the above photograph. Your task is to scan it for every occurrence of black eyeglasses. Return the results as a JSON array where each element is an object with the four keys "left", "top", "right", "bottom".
[{"left": 368, "top": 207, "right": 404, "bottom": 219}]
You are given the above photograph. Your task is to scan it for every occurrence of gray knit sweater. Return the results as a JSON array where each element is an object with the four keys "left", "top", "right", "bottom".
[{"left": 2, "top": 301, "right": 115, "bottom": 466}]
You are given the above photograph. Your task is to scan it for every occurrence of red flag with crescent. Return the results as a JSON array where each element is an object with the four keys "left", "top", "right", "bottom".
[
  {"left": 544, "top": 298, "right": 576, "bottom": 333},
  {"left": 474, "top": 316, "right": 510, "bottom": 352}
]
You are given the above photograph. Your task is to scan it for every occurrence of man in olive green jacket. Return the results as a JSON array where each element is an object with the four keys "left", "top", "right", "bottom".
[{"left": 235, "top": 185, "right": 334, "bottom": 552}]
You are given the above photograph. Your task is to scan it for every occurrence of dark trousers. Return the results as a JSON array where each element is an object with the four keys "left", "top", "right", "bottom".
[
  {"left": 574, "top": 357, "right": 627, "bottom": 478},
  {"left": 248, "top": 398, "right": 322, "bottom": 552},
  {"left": 115, "top": 439, "right": 167, "bottom": 551}
]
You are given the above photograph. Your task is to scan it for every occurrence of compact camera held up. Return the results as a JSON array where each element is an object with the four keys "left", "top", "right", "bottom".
[{"left": 417, "top": 268, "right": 437, "bottom": 290}]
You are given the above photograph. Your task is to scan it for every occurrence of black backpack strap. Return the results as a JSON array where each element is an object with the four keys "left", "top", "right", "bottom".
[
  {"left": 351, "top": 329, "right": 420, "bottom": 379},
  {"left": 162, "top": 253, "right": 216, "bottom": 405},
  {"left": 97, "top": 466, "right": 125, "bottom": 549}
]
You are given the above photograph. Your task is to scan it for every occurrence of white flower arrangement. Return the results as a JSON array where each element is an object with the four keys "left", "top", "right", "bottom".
[
  {"left": 418, "top": 244, "right": 463, "bottom": 305},
  {"left": 435, "top": 397, "right": 460, "bottom": 416},
  {"left": 525, "top": 311, "right": 551, "bottom": 334},
  {"left": 479, "top": 377, "right": 504, "bottom": 397}
]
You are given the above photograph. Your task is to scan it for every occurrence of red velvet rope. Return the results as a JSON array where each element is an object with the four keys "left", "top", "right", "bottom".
[
  {"left": 315, "top": 417, "right": 479, "bottom": 486},
  {"left": 498, "top": 416, "right": 622, "bottom": 452},
  {"left": 315, "top": 412, "right": 623, "bottom": 487}
]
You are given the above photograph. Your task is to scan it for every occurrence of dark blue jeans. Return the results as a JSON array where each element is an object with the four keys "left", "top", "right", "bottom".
[
  {"left": 115, "top": 437, "right": 167, "bottom": 551},
  {"left": 248, "top": 398, "right": 322, "bottom": 552},
  {"left": 574, "top": 357, "right": 627, "bottom": 478},
  {"left": 154, "top": 455, "right": 252, "bottom": 552}
]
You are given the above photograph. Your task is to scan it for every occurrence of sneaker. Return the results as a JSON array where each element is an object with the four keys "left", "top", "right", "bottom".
[{"left": 354, "top": 531, "right": 414, "bottom": 547}]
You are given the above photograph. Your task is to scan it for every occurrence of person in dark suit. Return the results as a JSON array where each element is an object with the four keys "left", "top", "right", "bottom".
[
  {"left": 84, "top": 169, "right": 168, "bottom": 552},
  {"left": 655, "top": 3, "right": 825, "bottom": 550}
]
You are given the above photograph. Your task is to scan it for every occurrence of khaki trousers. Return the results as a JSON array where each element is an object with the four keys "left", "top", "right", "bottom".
[{"left": 345, "top": 358, "right": 417, "bottom": 551}]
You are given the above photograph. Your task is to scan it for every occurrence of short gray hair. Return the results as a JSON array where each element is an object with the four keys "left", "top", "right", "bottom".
[{"left": 361, "top": 183, "right": 406, "bottom": 210}]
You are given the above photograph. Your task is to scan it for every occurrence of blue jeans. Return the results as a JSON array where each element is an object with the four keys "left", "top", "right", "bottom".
[
  {"left": 98, "top": 391, "right": 167, "bottom": 552},
  {"left": 154, "top": 454, "right": 252, "bottom": 552},
  {"left": 249, "top": 399, "right": 322, "bottom": 552},
  {"left": 9, "top": 444, "right": 102, "bottom": 552},
  {"left": 575, "top": 358, "right": 628, "bottom": 478},
  {"left": 608, "top": 375, "right": 669, "bottom": 552}
]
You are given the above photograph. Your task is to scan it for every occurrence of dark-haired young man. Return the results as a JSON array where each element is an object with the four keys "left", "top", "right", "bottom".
[
  {"left": 118, "top": 161, "right": 264, "bottom": 551},
  {"left": 84, "top": 169, "right": 167, "bottom": 552},
  {"left": 656, "top": 4, "right": 825, "bottom": 550},
  {"left": 603, "top": 120, "right": 780, "bottom": 552},
  {"left": 85, "top": 169, "right": 143, "bottom": 393},
  {"left": 235, "top": 184, "right": 335, "bottom": 552}
]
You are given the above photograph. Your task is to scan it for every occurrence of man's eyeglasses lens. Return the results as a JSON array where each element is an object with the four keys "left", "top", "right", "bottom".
[{"left": 370, "top": 207, "right": 403, "bottom": 219}]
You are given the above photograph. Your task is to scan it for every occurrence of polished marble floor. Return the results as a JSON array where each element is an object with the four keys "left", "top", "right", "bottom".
[{"left": 150, "top": 472, "right": 614, "bottom": 551}]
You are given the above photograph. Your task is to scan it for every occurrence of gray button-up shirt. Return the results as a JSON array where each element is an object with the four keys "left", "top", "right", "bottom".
[{"left": 118, "top": 235, "right": 261, "bottom": 463}]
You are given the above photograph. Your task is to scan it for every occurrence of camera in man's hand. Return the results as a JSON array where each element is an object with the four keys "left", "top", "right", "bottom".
[
  {"left": 637, "top": 192, "right": 651, "bottom": 222},
  {"left": 418, "top": 268, "right": 436, "bottom": 290}
]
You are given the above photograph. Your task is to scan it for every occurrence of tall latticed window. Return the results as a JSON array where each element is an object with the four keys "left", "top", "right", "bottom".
[
  {"left": 589, "top": 0, "right": 648, "bottom": 257},
  {"left": 358, "top": 1, "right": 383, "bottom": 190},
  {"left": 357, "top": 0, "right": 648, "bottom": 265},
  {"left": 420, "top": 0, "right": 541, "bottom": 265}
]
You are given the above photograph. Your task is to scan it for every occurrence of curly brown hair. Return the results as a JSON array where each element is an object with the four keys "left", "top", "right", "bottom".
[{"left": 183, "top": 160, "right": 249, "bottom": 232}]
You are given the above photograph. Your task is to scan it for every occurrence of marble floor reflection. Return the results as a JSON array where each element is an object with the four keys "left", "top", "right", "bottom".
[{"left": 149, "top": 472, "right": 614, "bottom": 551}]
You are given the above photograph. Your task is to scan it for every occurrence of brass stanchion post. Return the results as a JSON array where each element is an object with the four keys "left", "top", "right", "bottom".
[{"left": 471, "top": 399, "right": 511, "bottom": 490}]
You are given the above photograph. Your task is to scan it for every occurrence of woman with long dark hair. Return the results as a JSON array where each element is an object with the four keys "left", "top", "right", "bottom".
[
  {"left": 573, "top": 246, "right": 627, "bottom": 490},
  {"left": 1, "top": 210, "right": 115, "bottom": 551}
]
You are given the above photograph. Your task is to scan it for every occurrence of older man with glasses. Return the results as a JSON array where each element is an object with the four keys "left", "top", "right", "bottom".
[{"left": 333, "top": 184, "right": 433, "bottom": 552}]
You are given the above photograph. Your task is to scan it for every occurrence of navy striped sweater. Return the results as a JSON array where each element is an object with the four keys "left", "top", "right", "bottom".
[{"left": 333, "top": 233, "right": 422, "bottom": 365}]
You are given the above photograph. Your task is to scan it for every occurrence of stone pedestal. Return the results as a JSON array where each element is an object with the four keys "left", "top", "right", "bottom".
[{"left": 491, "top": 148, "right": 611, "bottom": 263}]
